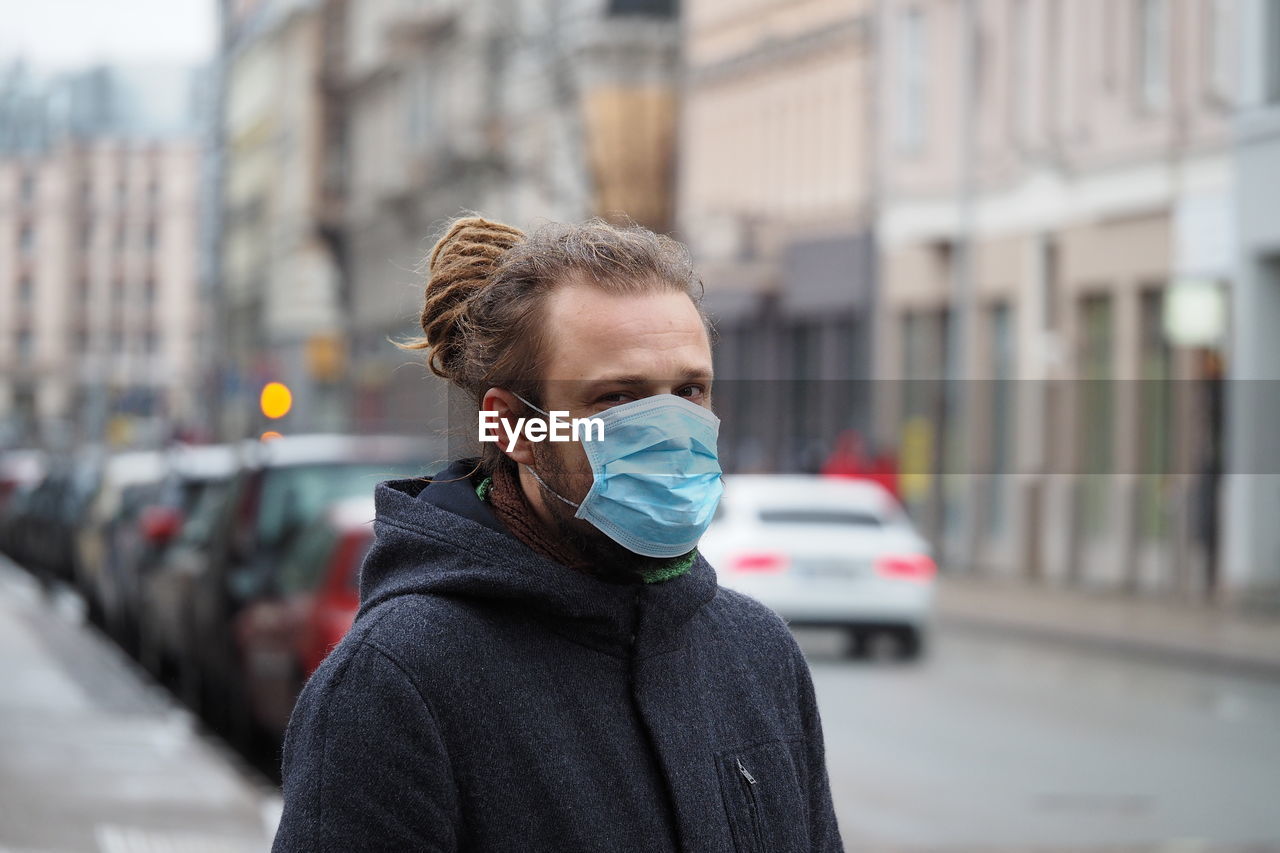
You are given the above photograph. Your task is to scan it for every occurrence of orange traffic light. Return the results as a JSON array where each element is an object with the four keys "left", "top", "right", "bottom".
[{"left": 260, "top": 382, "right": 293, "bottom": 419}]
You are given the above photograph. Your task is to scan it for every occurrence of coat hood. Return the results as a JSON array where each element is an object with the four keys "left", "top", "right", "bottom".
[{"left": 356, "top": 461, "right": 721, "bottom": 656}]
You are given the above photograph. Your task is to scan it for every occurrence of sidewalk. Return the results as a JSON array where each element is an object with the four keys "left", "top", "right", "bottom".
[
  {"left": 935, "top": 575, "right": 1280, "bottom": 680},
  {"left": 0, "top": 558, "right": 280, "bottom": 853}
]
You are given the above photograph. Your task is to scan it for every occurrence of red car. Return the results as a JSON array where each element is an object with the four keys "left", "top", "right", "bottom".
[{"left": 233, "top": 495, "right": 375, "bottom": 739}]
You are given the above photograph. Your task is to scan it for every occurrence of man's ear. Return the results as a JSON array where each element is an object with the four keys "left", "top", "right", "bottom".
[{"left": 481, "top": 388, "right": 536, "bottom": 466}]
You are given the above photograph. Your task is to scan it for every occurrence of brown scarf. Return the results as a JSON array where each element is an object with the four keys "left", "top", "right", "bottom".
[{"left": 485, "top": 462, "right": 597, "bottom": 575}]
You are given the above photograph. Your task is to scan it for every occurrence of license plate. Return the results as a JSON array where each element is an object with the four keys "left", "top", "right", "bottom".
[{"left": 792, "top": 558, "right": 868, "bottom": 580}]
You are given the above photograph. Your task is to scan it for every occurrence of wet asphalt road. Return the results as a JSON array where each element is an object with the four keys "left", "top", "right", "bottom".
[
  {"left": 796, "top": 627, "right": 1280, "bottom": 851},
  {"left": 2, "top": 554, "right": 1278, "bottom": 853}
]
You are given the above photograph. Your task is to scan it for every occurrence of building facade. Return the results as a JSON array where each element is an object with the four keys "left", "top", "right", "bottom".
[
  {"left": 332, "top": 0, "right": 681, "bottom": 437},
  {"left": 1224, "top": 0, "right": 1280, "bottom": 602},
  {"left": 0, "top": 65, "right": 207, "bottom": 451},
  {"left": 678, "top": 0, "right": 878, "bottom": 474},
  {"left": 874, "top": 0, "right": 1238, "bottom": 597},
  {"left": 217, "top": 0, "right": 349, "bottom": 441}
]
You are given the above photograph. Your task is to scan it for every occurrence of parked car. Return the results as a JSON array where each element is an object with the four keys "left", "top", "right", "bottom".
[
  {"left": 169, "top": 433, "right": 434, "bottom": 741},
  {"left": 110, "top": 443, "right": 241, "bottom": 656},
  {"left": 21, "top": 447, "right": 104, "bottom": 589},
  {"left": 233, "top": 494, "right": 374, "bottom": 740},
  {"left": 697, "top": 475, "right": 937, "bottom": 660},
  {"left": 139, "top": 467, "right": 239, "bottom": 682},
  {"left": 0, "top": 449, "right": 45, "bottom": 516},
  {"left": 0, "top": 450, "right": 46, "bottom": 563},
  {"left": 75, "top": 449, "right": 170, "bottom": 630}
]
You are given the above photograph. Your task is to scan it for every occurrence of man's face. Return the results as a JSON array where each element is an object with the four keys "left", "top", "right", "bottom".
[{"left": 524, "top": 281, "right": 714, "bottom": 575}]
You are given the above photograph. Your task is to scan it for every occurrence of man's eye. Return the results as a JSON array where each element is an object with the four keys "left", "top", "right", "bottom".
[
  {"left": 676, "top": 384, "right": 706, "bottom": 399},
  {"left": 596, "top": 392, "right": 633, "bottom": 406}
]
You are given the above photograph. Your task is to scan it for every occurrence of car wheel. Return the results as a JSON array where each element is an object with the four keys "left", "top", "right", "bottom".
[
  {"left": 895, "top": 626, "right": 927, "bottom": 662},
  {"left": 844, "top": 628, "right": 870, "bottom": 660}
]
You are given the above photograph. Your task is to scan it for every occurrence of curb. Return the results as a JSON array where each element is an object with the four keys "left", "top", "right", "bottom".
[{"left": 936, "top": 610, "right": 1280, "bottom": 683}]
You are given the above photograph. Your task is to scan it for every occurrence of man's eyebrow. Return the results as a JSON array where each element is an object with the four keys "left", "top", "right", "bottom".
[{"left": 577, "top": 369, "right": 714, "bottom": 394}]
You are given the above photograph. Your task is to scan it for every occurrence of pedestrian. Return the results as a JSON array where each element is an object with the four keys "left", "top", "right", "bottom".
[{"left": 271, "top": 215, "right": 845, "bottom": 852}]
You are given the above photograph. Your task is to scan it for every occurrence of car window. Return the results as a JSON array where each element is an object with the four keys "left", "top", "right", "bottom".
[
  {"left": 346, "top": 534, "right": 374, "bottom": 593},
  {"left": 276, "top": 521, "right": 340, "bottom": 596},
  {"left": 176, "top": 479, "right": 234, "bottom": 548},
  {"left": 756, "top": 508, "right": 883, "bottom": 527},
  {"left": 256, "top": 463, "right": 416, "bottom": 554}
]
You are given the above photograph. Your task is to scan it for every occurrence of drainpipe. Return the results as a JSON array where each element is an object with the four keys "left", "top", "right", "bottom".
[{"left": 944, "top": 0, "right": 979, "bottom": 573}]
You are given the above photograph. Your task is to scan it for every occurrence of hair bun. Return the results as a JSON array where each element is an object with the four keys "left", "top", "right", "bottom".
[{"left": 419, "top": 215, "right": 524, "bottom": 380}]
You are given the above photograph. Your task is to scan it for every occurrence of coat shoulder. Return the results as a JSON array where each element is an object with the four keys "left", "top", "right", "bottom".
[{"left": 704, "top": 585, "right": 803, "bottom": 656}]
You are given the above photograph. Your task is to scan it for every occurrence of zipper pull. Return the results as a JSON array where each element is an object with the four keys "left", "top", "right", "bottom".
[{"left": 736, "top": 756, "right": 757, "bottom": 785}]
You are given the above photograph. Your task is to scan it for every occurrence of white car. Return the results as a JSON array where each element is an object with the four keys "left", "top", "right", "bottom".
[{"left": 698, "top": 475, "right": 936, "bottom": 659}]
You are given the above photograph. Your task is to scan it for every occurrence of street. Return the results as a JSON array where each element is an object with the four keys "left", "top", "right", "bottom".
[
  {"left": 2, "top": 556, "right": 1278, "bottom": 853},
  {"left": 800, "top": 628, "right": 1280, "bottom": 851}
]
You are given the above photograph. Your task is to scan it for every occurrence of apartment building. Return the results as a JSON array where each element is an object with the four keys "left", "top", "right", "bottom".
[
  {"left": 677, "top": 0, "right": 877, "bottom": 473},
  {"left": 874, "top": 0, "right": 1237, "bottom": 597},
  {"left": 0, "top": 66, "right": 206, "bottom": 450},
  {"left": 335, "top": 0, "right": 680, "bottom": 435},
  {"left": 217, "top": 0, "right": 349, "bottom": 441},
  {"left": 1225, "top": 0, "right": 1280, "bottom": 601}
]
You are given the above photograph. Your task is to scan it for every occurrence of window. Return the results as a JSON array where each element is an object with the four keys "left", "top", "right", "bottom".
[
  {"left": 276, "top": 522, "right": 340, "bottom": 596},
  {"left": 144, "top": 278, "right": 157, "bottom": 304},
  {"left": 894, "top": 6, "right": 927, "bottom": 151},
  {"left": 145, "top": 223, "right": 157, "bottom": 251},
  {"left": 115, "top": 225, "right": 126, "bottom": 250},
  {"left": 177, "top": 479, "right": 235, "bottom": 549},
  {"left": 256, "top": 462, "right": 422, "bottom": 555},
  {"left": 17, "top": 331, "right": 34, "bottom": 364},
  {"left": 1039, "top": 235, "right": 1060, "bottom": 330},
  {"left": 1011, "top": 0, "right": 1035, "bottom": 142},
  {"left": 18, "top": 277, "right": 33, "bottom": 304},
  {"left": 1267, "top": 0, "right": 1280, "bottom": 103},
  {"left": 1208, "top": 0, "right": 1236, "bottom": 103},
  {"left": 80, "top": 221, "right": 93, "bottom": 249},
  {"left": 987, "top": 302, "right": 1014, "bottom": 537},
  {"left": 1138, "top": 0, "right": 1170, "bottom": 112},
  {"left": 1077, "top": 294, "right": 1114, "bottom": 537},
  {"left": 1138, "top": 288, "right": 1172, "bottom": 540},
  {"left": 19, "top": 223, "right": 34, "bottom": 255},
  {"left": 20, "top": 171, "right": 35, "bottom": 203},
  {"left": 757, "top": 508, "right": 883, "bottom": 528}
]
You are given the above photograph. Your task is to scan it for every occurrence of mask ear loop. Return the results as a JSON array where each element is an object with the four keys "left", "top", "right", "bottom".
[
  {"left": 512, "top": 392, "right": 549, "bottom": 417},
  {"left": 509, "top": 391, "right": 582, "bottom": 509},
  {"left": 522, "top": 463, "right": 581, "bottom": 509}
]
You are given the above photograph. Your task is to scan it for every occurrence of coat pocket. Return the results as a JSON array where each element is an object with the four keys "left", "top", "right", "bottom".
[{"left": 716, "top": 737, "right": 810, "bottom": 853}]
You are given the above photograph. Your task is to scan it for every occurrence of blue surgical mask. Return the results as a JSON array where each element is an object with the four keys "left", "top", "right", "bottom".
[{"left": 513, "top": 392, "right": 724, "bottom": 558}]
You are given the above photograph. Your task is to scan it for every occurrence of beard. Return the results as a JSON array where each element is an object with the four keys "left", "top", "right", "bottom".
[{"left": 529, "top": 441, "right": 683, "bottom": 584}]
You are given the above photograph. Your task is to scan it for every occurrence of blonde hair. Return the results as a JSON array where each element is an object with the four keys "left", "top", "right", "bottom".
[{"left": 394, "top": 214, "right": 711, "bottom": 473}]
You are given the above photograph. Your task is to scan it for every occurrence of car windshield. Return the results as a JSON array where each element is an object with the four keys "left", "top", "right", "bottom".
[
  {"left": 756, "top": 508, "right": 883, "bottom": 527},
  {"left": 176, "top": 478, "right": 235, "bottom": 548},
  {"left": 256, "top": 462, "right": 420, "bottom": 554}
]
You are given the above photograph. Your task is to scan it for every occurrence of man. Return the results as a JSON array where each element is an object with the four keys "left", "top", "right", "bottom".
[{"left": 272, "top": 216, "right": 845, "bottom": 851}]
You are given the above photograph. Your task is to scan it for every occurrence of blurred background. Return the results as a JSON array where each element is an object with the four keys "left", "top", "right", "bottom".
[{"left": 1, "top": 0, "right": 1279, "bottom": 851}]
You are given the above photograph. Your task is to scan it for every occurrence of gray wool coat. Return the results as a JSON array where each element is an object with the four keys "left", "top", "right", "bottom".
[{"left": 271, "top": 461, "right": 845, "bottom": 852}]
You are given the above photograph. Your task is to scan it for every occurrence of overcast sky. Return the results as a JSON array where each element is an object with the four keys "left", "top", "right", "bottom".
[{"left": 0, "top": 0, "right": 215, "bottom": 72}]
